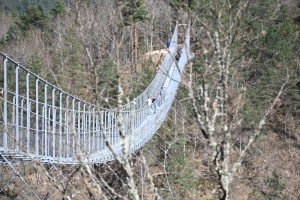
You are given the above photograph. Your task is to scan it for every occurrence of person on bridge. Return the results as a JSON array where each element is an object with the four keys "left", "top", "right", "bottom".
[
  {"left": 147, "top": 96, "right": 152, "bottom": 106},
  {"left": 166, "top": 39, "right": 170, "bottom": 48},
  {"left": 152, "top": 96, "right": 157, "bottom": 113},
  {"left": 159, "top": 87, "right": 166, "bottom": 96},
  {"left": 175, "top": 45, "right": 182, "bottom": 61},
  {"left": 147, "top": 96, "right": 152, "bottom": 114},
  {"left": 159, "top": 87, "right": 166, "bottom": 103}
]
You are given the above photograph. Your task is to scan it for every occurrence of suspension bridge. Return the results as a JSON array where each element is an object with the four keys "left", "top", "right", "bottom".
[{"left": 0, "top": 24, "right": 191, "bottom": 165}]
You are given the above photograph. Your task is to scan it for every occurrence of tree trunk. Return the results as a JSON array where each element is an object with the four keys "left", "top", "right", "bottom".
[{"left": 133, "top": 24, "right": 138, "bottom": 72}]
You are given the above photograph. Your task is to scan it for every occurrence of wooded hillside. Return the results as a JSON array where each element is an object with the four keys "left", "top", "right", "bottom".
[{"left": 1, "top": 0, "right": 300, "bottom": 199}]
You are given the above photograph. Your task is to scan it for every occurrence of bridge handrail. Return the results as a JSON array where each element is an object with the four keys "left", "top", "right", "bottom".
[{"left": 0, "top": 23, "right": 191, "bottom": 164}]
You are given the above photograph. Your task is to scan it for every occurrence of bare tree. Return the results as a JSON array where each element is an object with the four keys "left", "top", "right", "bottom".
[{"left": 184, "top": 0, "right": 289, "bottom": 199}]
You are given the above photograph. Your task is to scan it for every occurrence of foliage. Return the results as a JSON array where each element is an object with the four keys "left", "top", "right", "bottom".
[
  {"left": 140, "top": 59, "right": 155, "bottom": 81},
  {"left": 1, "top": 0, "right": 300, "bottom": 199},
  {"left": 166, "top": 140, "right": 196, "bottom": 196},
  {"left": 50, "top": 0, "right": 65, "bottom": 18},
  {"left": 49, "top": 28, "right": 88, "bottom": 98},
  {"left": 119, "top": 0, "right": 150, "bottom": 26},
  {"left": 2, "top": 0, "right": 66, "bottom": 44},
  {"left": 16, "top": 5, "right": 47, "bottom": 31},
  {"left": 5, "top": 25, "right": 21, "bottom": 43},
  {"left": 24, "top": 53, "right": 47, "bottom": 97},
  {"left": 97, "top": 60, "right": 119, "bottom": 108},
  {"left": 130, "top": 59, "right": 155, "bottom": 99},
  {"left": 27, "top": 52, "right": 44, "bottom": 75},
  {"left": 0, "top": 0, "right": 58, "bottom": 14},
  {"left": 172, "top": 0, "right": 196, "bottom": 9},
  {"left": 240, "top": 7, "right": 299, "bottom": 127},
  {"left": 149, "top": 115, "right": 196, "bottom": 198},
  {"left": 261, "top": 169, "right": 288, "bottom": 199},
  {"left": 184, "top": 0, "right": 300, "bottom": 198}
]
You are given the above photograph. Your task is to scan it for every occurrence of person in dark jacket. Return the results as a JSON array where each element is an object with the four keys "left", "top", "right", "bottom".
[{"left": 152, "top": 96, "right": 157, "bottom": 113}]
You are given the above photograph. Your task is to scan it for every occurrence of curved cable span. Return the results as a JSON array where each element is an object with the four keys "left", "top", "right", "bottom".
[{"left": 0, "top": 24, "right": 191, "bottom": 164}]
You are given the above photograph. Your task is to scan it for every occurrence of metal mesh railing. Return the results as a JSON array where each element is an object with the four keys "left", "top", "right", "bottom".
[{"left": 0, "top": 24, "right": 190, "bottom": 164}]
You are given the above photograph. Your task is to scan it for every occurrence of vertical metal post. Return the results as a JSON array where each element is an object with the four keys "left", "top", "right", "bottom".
[
  {"left": 137, "top": 110, "right": 140, "bottom": 129},
  {"left": 120, "top": 110, "right": 123, "bottom": 141},
  {"left": 52, "top": 88, "right": 56, "bottom": 157},
  {"left": 42, "top": 106, "right": 45, "bottom": 155},
  {"left": 77, "top": 102, "right": 81, "bottom": 151},
  {"left": 112, "top": 112, "right": 115, "bottom": 140},
  {"left": 26, "top": 73, "right": 30, "bottom": 153},
  {"left": 35, "top": 79, "right": 39, "bottom": 155},
  {"left": 97, "top": 112, "right": 101, "bottom": 151},
  {"left": 83, "top": 103, "right": 86, "bottom": 153},
  {"left": 20, "top": 98, "right": 24, "bottom": 149},
  {"left": 44, "top": 84, "right": 48, "bottom": 156},
  {"left": 72, "top": 98, "right": 76, "bottom": 158},
  {"left": 65, "top": 95, "right": 69, "bottom": 157},
  {"left": 140, "top": 109, "right": 143, "bottom": 127},
  {"left": 59, "top": 93, "right": 63, "bottom": 159},
  {"left": 48, "top": 107, "right": 51, "bottom": 156},
  {"left": 3, "top": 57, "right": 8, "bottom": 151},
  {"left": 15, "top": 65, "right": 20, "bottom": 151},
  {"left": 12, "top": 97, "right": 15, "bottom": 148},
  {"left": 111, "top": 112, "right": 114, "bottom": 145},
  {"left": 107, "top": 112, "right": 110, "bottom": 148},
  {"left": 125, "top": 110, "right": 128, "bottom": 144},
  {"left": 114, "top": 112, "right": 116, "bottom": 144},
  {"left": 104, "top": 111, "right": 107, "bottom": 151},
  {"left": 134, "top": 111, "right": 136, "bottom": 129},
  {"left": 137, "top": 110, "right": 140, "bottom": 127},
  {"left": 92, "top": 107, "right": 95, "bottom": 152},
  {"left": 65, "top": 96, "right": 69, "bottom": 157},
  {"left": 88, "top": 106, "right": 91, "bottom": 153},
  {"left": 64, "top": 111, "right": 67, "bottom": 158},
  {"left": 143, "top": 108, "right": 145, "bottom": 124}
]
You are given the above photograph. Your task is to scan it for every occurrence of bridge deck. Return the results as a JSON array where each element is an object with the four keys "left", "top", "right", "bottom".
[{"left": 0, "top": 24, "right": 191, "bottom": 164}]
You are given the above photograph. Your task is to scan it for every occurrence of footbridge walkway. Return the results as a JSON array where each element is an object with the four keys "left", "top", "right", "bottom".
[{"left": 0, "top": 24, "right": 191, "bottom": 164}]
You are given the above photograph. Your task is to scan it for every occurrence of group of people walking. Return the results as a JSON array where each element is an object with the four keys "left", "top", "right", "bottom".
[
  {"left": 175, "top": 45, "right": 182, "bottom": 61},
  {"left": 166, "top": 39, "right": 182, "bottom": 62},
  {"left": 145, "top": 38, "right": 181, "bottom": 114},
  {"left": 147, "top": 87, "right": 166, "bottom": 114}
]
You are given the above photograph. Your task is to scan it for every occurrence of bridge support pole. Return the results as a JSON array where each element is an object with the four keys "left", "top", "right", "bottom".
[
  {"left": 66, "top": 96, "right": 70, "bottom": 158},
  {"left": 26, "top": 73, "right": 30, "bottom": 153},
  {"left": 88, "top": 106, "right": 91, "bottom": 154},
  {"left": 3, "top": 57, "right": 8, "bottom": 151},
  {"left": 52, "top": 88, "right": 56, "bottom": 157},
  {"left": 15, "top": 65, "right": 20, "bottom": 152},
  {"left": 44, "top": 84, "right": 48, "bottom": 157},
  {"left": 35, "top": 79, "right": 39, "bottom": 155},
  {"left": 72, "top": 99, "right": 76, "bottom": 158},
  {"left": 59, "top": 93, "right": 63, "bottom": 159},
  {"left": 92, "top": 107, "right": 95, "bottom": 153},
  {"left": 77, "top": 102, "right": 81, "bottom": 155}
]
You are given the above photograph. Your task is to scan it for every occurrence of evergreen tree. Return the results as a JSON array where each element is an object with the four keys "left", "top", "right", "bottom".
[
  {"left": 97, "top": 61, "right": 119, "bottom": 108},
  {"left": 119, "top": 0, "right": 150, "bottom": 70},
  {"left": 16, "top": 5, "right": 47, "bottom": 31},
  {"left": 5, "top": 25, "right": 21, "bottom": 43},
  {"left": 50, "top": 0, "right": 65, "bottom": 18},
  {"left": 0, "top": 0, "right": 57, "bottom": 14},
  {"left": 240, "top": 6, "right": 298, "bottom": 127},
  {"left": 120, "top": 0, "right": 149, "bottom": 26},
  {"left": 172, "top": 0, "right": 196, "bottom": 9}
]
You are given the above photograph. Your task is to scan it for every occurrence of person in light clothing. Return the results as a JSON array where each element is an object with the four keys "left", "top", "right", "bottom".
[
  {"left": 147, "top": 96, "right": 152, "bottom": 114},
  {"left": 147, "top": 96, "right": 152, "bottom": 106}
]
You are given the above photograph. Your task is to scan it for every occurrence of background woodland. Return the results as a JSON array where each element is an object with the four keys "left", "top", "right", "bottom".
[{"left": 1, "top": 0, "right": 300, "bottom": 199}]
